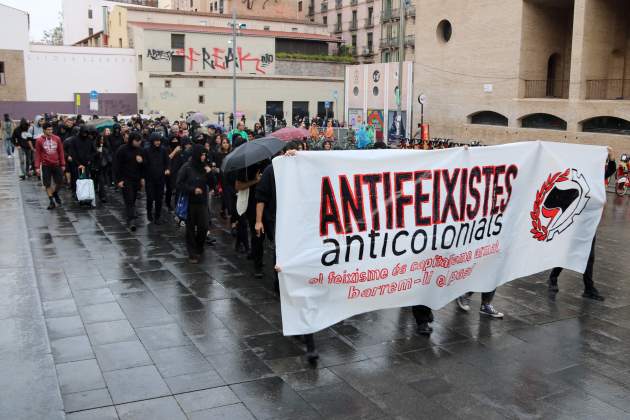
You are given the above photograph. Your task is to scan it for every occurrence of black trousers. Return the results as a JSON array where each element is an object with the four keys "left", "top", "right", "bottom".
[
  {"left": 550, "top": 235, "right": 596, "bottom": 291},
  {"left": 411, "top": 305, "right": 433, "bottom": 325},
  {"left": 146, "top": 179, "right": 165, "bottom": 219},
  {"left": 186, "top": 203, "right": 209, "bottom": 257},
  {"left": 249, "top": 214, "right": 264, "bottom": 270},
  {"left": 465, "top": 290, "right": 496, "bottom": 304},
  {"left": 122, "top": 180, "right": 139, "bottom": 223},
  {"left": 93, "top": 169, "right": 107, "bottom": 200},
  {"left": 164, "top": 174, "right": 173, "bottom": 209},
  {"left": 236, "top": 213, "right": 250, "bottom": 251}
]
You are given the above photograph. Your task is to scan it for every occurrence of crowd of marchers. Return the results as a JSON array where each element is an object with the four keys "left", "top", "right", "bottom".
[{"left": 0, "top": 111, "right": 616, "bottom": 363}]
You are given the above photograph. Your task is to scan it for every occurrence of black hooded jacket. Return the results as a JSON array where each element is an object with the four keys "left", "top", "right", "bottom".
[
  {"left": 176, "top": 144, "right": 213, "bottom": 205},
  {"left": 113, "top": 142, "right": 145, "bottom": 184},
  {"left": 107, "top": 124, "right": 125, "bottom": 155},
  {"left": 143, "top": 137, "right": 169, "bottom": 181},
  {"left": 69, "top": 126, "right": 97, "bottom": 167}
]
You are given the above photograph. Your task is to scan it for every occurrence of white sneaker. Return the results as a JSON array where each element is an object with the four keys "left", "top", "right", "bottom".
[{"left": 457, "top": 295, "right": 471, "bottom": 312}]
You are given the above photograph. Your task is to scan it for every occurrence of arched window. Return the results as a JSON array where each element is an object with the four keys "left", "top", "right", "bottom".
[
  {"left": 582, "top": 116, "right": 630, "bottom": 135},
  {"left": 520, "top": 113, "right": 567, "bottom": 130},
  {"left": 469, "top": 111, "right": 508, "bottom": 126}
]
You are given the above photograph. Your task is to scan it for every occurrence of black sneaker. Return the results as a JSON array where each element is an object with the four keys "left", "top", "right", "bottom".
[
  {"left": 582, "top": 288, "right": 605, "bottom": 301},
  {"left": 47, "top": 202, "right": 56, "bottom": 210},
  {"left": 417, "top": 322, "right": 433, "bottom": 335},
  {"left": 19, "top": 176, "right": 25, "bottom": 180},
  {"left": 53, "top": 193, "right": 62, "bottom": 205},
  {"left": 306, "top": 350, "right": 319, "bottom": 363}
]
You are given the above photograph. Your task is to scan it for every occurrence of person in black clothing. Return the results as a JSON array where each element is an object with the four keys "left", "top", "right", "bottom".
[
  {"left": 235, "top": 161, "right": 263, "bottom": 262},
  {"left": 63, "top": 126, "right": 80, "bottom": 189},
  {"left": 213, "top": 136, "right": 232, "bottom": 218},
  {"left": 12, "top": 118, "right": 32, "bottom": 180},
  {"left": 164, "top": 135, "right": 181, "bottom": 211},
  {"left": 69, "top": 126, "right": 97, "bottom": 196},
  {"left": 548, "top": 147, "right": 617, "bottom": 301},
  {"left": 143, "top": 132, "right": 170, "bottom": 225},
  {"left": 168, "top": 136, "right": 192, "bottom": 209},
  {"left": 114, "top": 132, "right": 145, "bottom": 231},
  {"left": 255, "top": 143, "right": 318, "bottom": 362},
  {"left": 176, "top": 144, "right": 213, "bottom": 263},
  {"left": 93, "top": 134, "right": 110, "bottom": 203}
]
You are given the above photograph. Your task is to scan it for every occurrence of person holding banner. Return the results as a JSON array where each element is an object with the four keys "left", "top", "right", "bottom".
[
  {"left": 547, "top": 147, "right": 617, "bottom": 301},
  {"left": 256, "top": 143, "right": 319, "bottom": 362}
]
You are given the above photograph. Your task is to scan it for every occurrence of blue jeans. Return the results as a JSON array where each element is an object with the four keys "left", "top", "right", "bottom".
[
  {"left": 3, "top": 138, "right": 13, "bottom": 156},
  {"left": 17, "top": 147, "right": 28, "bottom": 177}
]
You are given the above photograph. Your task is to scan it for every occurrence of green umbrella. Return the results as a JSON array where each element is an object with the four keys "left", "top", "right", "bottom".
[{"left": 87, "top": 118, "right": 115, "bottom": 132}]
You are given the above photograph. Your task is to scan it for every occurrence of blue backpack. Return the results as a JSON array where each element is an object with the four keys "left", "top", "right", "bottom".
[{"left": 175, "top": 194, "right": 189, "bottom": 221}]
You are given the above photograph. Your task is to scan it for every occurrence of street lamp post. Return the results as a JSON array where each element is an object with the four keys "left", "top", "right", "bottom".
[
  {"left": 396, "top": 0, "right": 406, "bottom": 139},
  {"left": 232, "top": 1, "right": 237, "bottom": 130}
]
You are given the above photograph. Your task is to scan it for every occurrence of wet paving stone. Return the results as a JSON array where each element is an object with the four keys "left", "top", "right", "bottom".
[
  {"left": 174, "top": 386, "right": 240, "bottom": 413},
  {"left": 103, "top": 365, "right": 170, "bottom": 405},
  {"left": 85, "top": 319, "right": 137, "bottom": 346},
  {"left": 51, "top": 335, "right": 95, "bottom": 363},
  {"left": 186, "top": 403, "right": 255, "bottom": 420},
  {"left": 94, "top": 340, "right": 152, "bottom": 372},
  {"left": 5, "top": 156, "right": 630, "bottom": 419},
  {"left": 116, "top": 396, "right": 186, "bottom": 420}
]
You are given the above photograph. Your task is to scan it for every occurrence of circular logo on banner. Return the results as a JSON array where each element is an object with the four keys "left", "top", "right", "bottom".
[
  {"left": 530, "top": 168, "right": 590, "bottom": 242},
  {"left": 372, "top": 70, "right": 380, "bottom": 83},
  {"left": 436, "top": 275, "right": 447, "bottom": 288}
]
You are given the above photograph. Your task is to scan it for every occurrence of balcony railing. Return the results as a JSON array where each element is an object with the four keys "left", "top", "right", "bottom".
[
  {"left": 524, "top": 79, "right": 569, "bottom": 99},
  {"left": 362, "top": 47, "right": 374, "bottom": 56},
  {"left": 335, "top": 0, "right": 342, "bottom": 9},
  {"left": 366, "top": 0, "right": 374, "bottom": 3},
  {"left": 405, "top": 4, "right": 416, "bottom": 17},
  {"left": 404, "top": 35, "right": 414, "bottom": 47},
  {"left": 334, "top": 23, "right": 343, "bottom": 33},
  {"left": 350, "top": 20, "right": 358, "bottom": 31},
  {"left": 381, "top": 8, "right": 400, "bottom": 22},
  {"left": 380, "top": 37, "right": 399, "bottom": 49},
  {"left": 321, "top": 2, "right": 328, "bottom": 12},
  {"left": 586, "top": 79, "right": 630, "bottom": 100},
  {"left": 351, "top": 0, "right": 358, "bottom": 5},
  {"left": 365, "top": 17, "right": 374, "bottom": 28}
]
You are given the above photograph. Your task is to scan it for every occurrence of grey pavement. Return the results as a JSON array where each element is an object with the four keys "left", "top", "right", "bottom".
[{"left": 1, "top": 154, "right": 630, "bottom": 419}]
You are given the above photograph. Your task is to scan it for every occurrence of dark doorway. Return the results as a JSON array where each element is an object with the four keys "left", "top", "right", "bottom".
[
  {"left": 546, "top": 53, "right": 561, "bottom": 97},
  {"left": 292, "top": 101, "right": 309, "bottom": 125},
  {"left": 317, "top": 101, "right": 334, "bottom": 119},
  {"left": 266, "top": 101, "right": 284, "bottom": 120}
]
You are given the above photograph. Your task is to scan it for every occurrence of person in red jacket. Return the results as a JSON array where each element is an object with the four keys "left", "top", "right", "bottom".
[{"left": 35, "top": 122, "right": 65, "bottom": 210}]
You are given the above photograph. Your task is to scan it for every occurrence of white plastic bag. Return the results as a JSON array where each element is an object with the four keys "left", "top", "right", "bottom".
[
  {"left": 236, "top": 188, "right": 249, "bottom": 216},
  {"left": 76, "top": 178, "right": 96, "bottom": 205}
]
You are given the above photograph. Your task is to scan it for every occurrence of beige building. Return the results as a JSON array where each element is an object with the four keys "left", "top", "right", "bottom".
[
  {"left": 414, "top": 0, "right": 630, "bottom": 149},
  {"left": 158, "top": 0, "right": 302, "bottom": 19},
  {"left": 125, "top": 17, "right": 345, "bottom": 120},
  {"left": 304, "top": 0, "right": 415, "bottom": 63},
  {"left": 0, "top": 4, "right": 29, "bottom": 102}
]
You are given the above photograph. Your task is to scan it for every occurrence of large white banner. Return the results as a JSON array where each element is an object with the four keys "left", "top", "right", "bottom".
[{"left": 273, "top": 142, "right": 607, "bottom": 335}]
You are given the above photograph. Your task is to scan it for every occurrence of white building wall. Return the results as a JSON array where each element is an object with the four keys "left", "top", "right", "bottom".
[
  {"left": 62, "top": 0, "right": 149, "bottom": 45},
  {"left": 0, "top": 4, "right": 29, "bottom": 50},
  {"left": 25, "top": 45, "right": 136, "bottom": 101}
]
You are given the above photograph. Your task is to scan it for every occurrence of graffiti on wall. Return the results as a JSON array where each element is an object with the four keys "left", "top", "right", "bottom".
[{"left": 147, "top": 47, "right": 274, "bottom": 75}]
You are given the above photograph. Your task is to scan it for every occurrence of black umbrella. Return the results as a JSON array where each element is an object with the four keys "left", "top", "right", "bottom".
[{"left": 221, "top": 136, "right": 286, "bottom": 173}]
